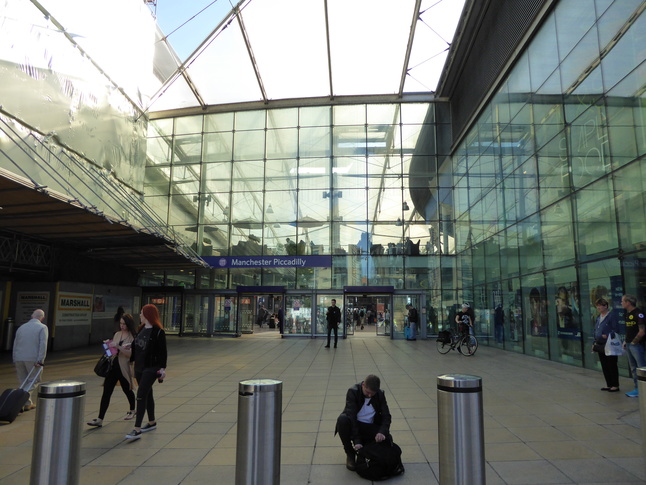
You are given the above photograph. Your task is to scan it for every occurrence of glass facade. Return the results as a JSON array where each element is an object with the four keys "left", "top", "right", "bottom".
[
  {"left": 144, "top": 0, "right": 646, "bottom": 373},
  {"left": 145, "top": 103, "right": 452, "bottom": 298},
  {"left": 450, "top": 0, "right": 646, "bottom": 373}
]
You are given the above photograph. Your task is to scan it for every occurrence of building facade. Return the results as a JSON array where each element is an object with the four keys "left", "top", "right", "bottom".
[
  {"left": 144, "top": 0, "right": 646, "bottom": 375},
  {"left": 0, "top": 0, "right": 644, "bottom": 371}
]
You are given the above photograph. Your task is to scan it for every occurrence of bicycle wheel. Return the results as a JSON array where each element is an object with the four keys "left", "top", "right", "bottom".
[
  {"left": 436, "top": 339, "right": 452, "bottom": 354},
  {"left": 458, "top": 335, "right": 478, "bottom": 356}
]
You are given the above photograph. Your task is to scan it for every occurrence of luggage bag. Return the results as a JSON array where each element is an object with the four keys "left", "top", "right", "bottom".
[
  {"left": 0, "top": 366, "right": 43, "bottom": 423},
  {"left": 355, "top": 438, "right": 405, "bottom": 481}
]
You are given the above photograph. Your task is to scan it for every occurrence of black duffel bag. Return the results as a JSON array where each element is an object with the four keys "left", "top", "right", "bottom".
[{"left": 355, "top": 438, "right": 405, "bottom": 481}]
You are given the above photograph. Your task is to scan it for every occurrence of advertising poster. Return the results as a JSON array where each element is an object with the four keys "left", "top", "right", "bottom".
[
  {"left": 92, "top": 295, "right": 133, "bottom": 318},
  {"left": 56, "top": 292, "right": 92, "bottom": 327},
  {"left": 16, "top": 292, "right": 50, "bottom": 323}
]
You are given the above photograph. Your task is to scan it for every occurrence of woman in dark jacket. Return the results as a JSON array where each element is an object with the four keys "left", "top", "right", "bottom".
[
  {"left": 592, "top": 298, "right": 620, "bottom": 392},
  {"left": 126, "top": 304, "right": 167, "bottom": 441}
]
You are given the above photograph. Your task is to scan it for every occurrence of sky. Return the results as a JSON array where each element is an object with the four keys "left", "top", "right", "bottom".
[
  {"left": 151, "top": 0, "right": 239, "bottom": 61},
  {"left": 149, "top": 0, "right": 466, "bottom": 71},
  {"left": 145, "top": 0, "right": 467, "bottom": 107}
]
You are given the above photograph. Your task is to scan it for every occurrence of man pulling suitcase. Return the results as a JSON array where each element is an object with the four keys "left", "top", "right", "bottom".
[{"left": 12, "top": 309, "right": 48, "bottom": 411}]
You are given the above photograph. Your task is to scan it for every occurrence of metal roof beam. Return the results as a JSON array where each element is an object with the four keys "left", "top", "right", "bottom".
[
  {"left": 324, "top": 0, "right": 334, "bottom": 99},
  {"left": 236, "top": 5, "right": 268, "bottom": 103},
  {"left": 148, "top": 93, "right": 438, "bottom": 119},
  {"left": 399, "top": 0, "right": 423, "bottom": 97}
]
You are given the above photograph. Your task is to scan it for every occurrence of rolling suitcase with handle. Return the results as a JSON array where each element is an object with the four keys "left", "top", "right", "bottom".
[{"left": 0, "top": 365, "right": 43, "bottom": 423}]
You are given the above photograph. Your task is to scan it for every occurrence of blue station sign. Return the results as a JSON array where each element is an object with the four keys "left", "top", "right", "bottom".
[{"left": 202, "top": 255, "right": 333, "bottom": 269}]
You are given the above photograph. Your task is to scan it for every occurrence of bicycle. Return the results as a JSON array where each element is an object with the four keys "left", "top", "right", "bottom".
[{"left": 436, "top": 327, "right": 478, "bottom": 356}]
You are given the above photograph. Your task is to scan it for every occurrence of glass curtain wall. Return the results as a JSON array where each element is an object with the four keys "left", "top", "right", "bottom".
[
  {"left": 451, "top": 0, "right": 646, "bottom": 370},
  {"left": 145, "top": 102, "right": 456, "bottom": 335}
]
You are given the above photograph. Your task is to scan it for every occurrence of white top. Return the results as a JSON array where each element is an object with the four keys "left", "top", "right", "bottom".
[
  {"left": 357, "top": 397, "right": 376, "bottom": 424},
  {"left": 13, "top": 318, "right": 48, "bottom": 363}
]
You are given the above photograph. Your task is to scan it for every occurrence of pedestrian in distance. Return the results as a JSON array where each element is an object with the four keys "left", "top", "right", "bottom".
[
  {"left": 591, "top": 298, "right": 620, "bottom": 393},
  {"left": 622, "top": 294, "right": 645, "bottom": 398},
  {"left": 405, "top": 304, "right": 418, "bottom": 340},
  {"left": 325, "top": 299, "right": 342, "bottom": 348},
  {"left": 455, "top": 302, "right": 474, "bottom": 335}
]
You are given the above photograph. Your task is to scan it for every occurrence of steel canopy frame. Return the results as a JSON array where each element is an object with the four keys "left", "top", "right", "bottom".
[{"left": 147, "top": 0, "right": 427, "bottom": 116}]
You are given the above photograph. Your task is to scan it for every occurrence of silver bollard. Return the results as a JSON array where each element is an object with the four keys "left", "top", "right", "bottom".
[
  {"left": 437, "top": 374, "right": 485, "bottom": 485},
  {"left": 30, "top": 380, "right": 85, "bottom": 485},
  {"left": 236, "top": 379, "right": 282, "bottom": 485},
  {"left": 637, "top": 368, "right": 646, "bottom": 458}
]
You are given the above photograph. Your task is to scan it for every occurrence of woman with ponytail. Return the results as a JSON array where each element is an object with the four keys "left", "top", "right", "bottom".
[{"left": 126, "top": 304, "right": 167, "bottom": 441}]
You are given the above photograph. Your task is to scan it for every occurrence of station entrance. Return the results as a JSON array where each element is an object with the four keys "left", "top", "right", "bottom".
[{"left": 142, "top": 286, "right": 424, "bottom": 340}]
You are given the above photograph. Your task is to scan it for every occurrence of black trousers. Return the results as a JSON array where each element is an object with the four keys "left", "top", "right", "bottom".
[
  {"left": 598, "top": 352, "right": 619, "bottom": 388},
  {"left": 327, "top": 323, "right": 338, "bottom": 346},
  {"left": 134, "top": 367, "right": 159, "bottom": 427},
  {"left": 336, "top": 413, "right": 386, "bottom": 454},
  {"left": 98, "top": 361, "right": 135, "bottom": 419}
]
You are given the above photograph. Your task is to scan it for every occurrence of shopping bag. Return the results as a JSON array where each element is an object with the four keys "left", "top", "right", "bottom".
[{"left": 605, "top": 332, "right": 624, "bottom": 356}]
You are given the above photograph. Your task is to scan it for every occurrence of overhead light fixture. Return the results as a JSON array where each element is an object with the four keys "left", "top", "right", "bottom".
[
  {"left": 396, "top": 218, "right": 403, "bottom": 227},
  {"left": 403, "top": 201, "right": 410, "bottom": 211},
  {"left": 267, "top": 204, "right": 274, "bottom": 214}
]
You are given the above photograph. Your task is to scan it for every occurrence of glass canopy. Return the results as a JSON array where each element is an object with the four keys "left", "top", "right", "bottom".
[{"left": 147, "top": 0, "right": 466, "bottom": 112}]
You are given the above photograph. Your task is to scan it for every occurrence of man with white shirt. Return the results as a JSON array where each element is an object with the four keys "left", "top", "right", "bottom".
[
  {"left": 334, "top": 374, "right": 392, "bottom": 471},
  {"left": 12, "top": 309, "right": 48, "bottom": 411}
]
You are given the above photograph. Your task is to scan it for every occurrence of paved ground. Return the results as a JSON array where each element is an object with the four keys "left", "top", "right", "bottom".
[{"left": 0, "top": 328, "right": 644, "bottom": 484}]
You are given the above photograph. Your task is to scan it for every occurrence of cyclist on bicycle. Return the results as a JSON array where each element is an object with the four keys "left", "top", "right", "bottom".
[{"left": 455, "top": 302, "right": 474, "bottom": 336}]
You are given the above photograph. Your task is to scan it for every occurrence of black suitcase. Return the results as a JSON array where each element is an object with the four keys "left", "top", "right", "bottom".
[{"left": 0, "top": 366, "right": 42, "bottom": 423}]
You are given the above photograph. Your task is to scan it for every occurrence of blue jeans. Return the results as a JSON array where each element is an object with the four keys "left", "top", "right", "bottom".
[{"left": 626, "top": 343, "right": 646, "bottom": 389}]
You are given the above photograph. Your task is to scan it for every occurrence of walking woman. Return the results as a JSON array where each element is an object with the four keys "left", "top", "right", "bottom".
[
  {"left": 126, "top": 304, "right": 167, "bottom": 441},
  {"left": 592, "top": 298, "right": 620, "bottom": 392},
  {"left": 87, "top": 313, "right": 137, "bottom": 427}
]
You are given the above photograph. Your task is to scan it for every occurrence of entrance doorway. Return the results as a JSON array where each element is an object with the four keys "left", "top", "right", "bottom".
[
  {"left": 343, "top": 290, "right": 424, "bottom": 340},
  {"left": 237, "top": 289, "right": 284, "bottom": 335},
  {"left": 142, "top": 289, "right": 183, "bottom": 335},
  {"left": 344, "top": 294, "right": 392, "bottom": 337}
]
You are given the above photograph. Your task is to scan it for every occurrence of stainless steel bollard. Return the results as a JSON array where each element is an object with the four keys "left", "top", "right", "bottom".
[
  {"left": 637, "top": 368, "right": 646, "bottom": 458},
  {"left": 236, "top": 379, "right": 282, "bottom": 485},
  {"left": 30, "top": 380, "right": 85, "bottom": 485},
  {"left": 437, "top": 374, "right": 485, "bottom": 485}
]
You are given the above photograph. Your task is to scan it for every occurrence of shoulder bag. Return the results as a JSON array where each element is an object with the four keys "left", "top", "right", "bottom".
[{"left": 93, "top": 354, "right": 113, "bottom": 377}]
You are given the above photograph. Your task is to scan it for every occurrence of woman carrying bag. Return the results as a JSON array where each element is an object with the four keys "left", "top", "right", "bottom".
[
  {"left": 126, "top": 304, "right": 167, "bottom": 441},
  {"left": 87, "top": 313, "right": 137, "bottom": 427},
  {"left": 592, "top": 298, "right": 620, "bottom": 392}
]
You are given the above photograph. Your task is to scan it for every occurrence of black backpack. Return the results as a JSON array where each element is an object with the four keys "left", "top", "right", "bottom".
[{"left": 355, "top": 439, "right": 405, "bottom": 481}]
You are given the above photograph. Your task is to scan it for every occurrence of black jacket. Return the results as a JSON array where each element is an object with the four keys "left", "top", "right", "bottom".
[
  {"left": 327, "top": 305, "right": 341, "bottom": 326},
  {"left": 338, "top": 382, "right": 392, "bottom": 445},
  {"left": 131, "top": 326, "right": 167, "bottom": 369}
]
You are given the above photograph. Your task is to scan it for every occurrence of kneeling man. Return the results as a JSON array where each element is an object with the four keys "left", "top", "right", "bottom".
[{"left": 335, "top": 374, "right": 392, "bottom": 470}]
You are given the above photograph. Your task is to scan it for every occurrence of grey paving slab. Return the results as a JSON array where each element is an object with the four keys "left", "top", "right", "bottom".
[{"left": 0, "top": 330, "right": 642, "bottom": 484}]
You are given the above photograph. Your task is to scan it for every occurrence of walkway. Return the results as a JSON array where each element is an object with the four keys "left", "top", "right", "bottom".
[{"left": 0, "top": 331, "right": 644, "bottom": 484}]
